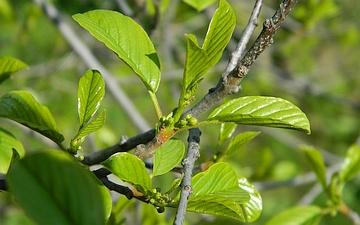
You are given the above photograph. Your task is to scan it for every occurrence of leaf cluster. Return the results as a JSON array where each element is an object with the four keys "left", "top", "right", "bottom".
[{"left": 0, "top": 1, "right": 325, "bottom": 225}]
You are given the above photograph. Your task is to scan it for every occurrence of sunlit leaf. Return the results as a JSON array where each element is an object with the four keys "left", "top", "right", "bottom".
[
  {"left": 73, "top": 10, "right": 161, "bottom": 92},
  {"left": 7, "top": 151, "right": 111, "bottom": 225},
  {"left": 266, "top": 205, "right": 322, "bottom": 225},
  {"left": 0, "top": 56, "right": 28, "bottom": 84},
  {"left": 339, "top": 144, "right": 360, "bottom": 183},
  {"left": 300, "top": 145, "right": 327, "bottom": 189},
  {"left": 202, "top": 0, "right": 236, "bottom": 69},
  {"left": 0, "top": 91, "right": 64, "bottom": 144},
  {"left": 218, "top": 123, "right": 237, "bottom": 146},
  {"left": 183, "top": 34, "right": 207, "bottom": 89},
  {"left": 0, "top": 128, "right": 24, "bottom": 173},
  {"left": 78, "top": 70, "right": 105, "bottom": 127},
  {"left": 153, "top": 139, "right": 185, "bottom": 177},
  {"left": 225, "top": 131, "right": 260, "bottom": 157},
  {"left": 102, "top": 152, "right": 151, "bottom": 194},
  {"left": 238, "top": 177, "right": 262, "bottom": 222},
  {"left": 176, "top": 162, "right": 262, "bottom": 222},
  {"left": 208, "top": 96, "right": 311, "bottom": 134},
  {"left": 183, "top": 0, "right": 218, "bottom": 12},
  {"left": 77, "top": 110, "right": 106, "bottom": 138},
  {"left": 182, "top": 0, "right": 235, "bottom": 91}
]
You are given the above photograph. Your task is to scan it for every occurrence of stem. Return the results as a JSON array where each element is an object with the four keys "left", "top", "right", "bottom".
[
  {"left": 148, "top": 91, "right": 163, "bottom": 118},
  {"left": 174, "top": 128, "right": 201, "bottom": 225}
]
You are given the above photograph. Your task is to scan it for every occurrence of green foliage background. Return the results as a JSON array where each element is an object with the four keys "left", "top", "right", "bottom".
[{"left": 1, "top": 0, "right": 359, "bottom": 224}]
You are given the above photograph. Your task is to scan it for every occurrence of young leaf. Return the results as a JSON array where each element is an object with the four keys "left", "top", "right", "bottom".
[
  {"left": 0, "top": 56, "right": 28, "bottom": 84},
  {"left": 300, "top": 145, "right": 327, "bottom": 189},
  {"left": 182, "top": 0, "right": 235, "bottom": 92},
  {"left": 266, "top": 205, "right": 322, "bottom": 225},
  {"left": 73, "top": 10, "right": 161, "bottom": 92},
  {"left": 78, "top": 70, "right": 105, "bottom": 127},
  {"left": 0, "top": 127, "right": 24, "bottom": 173},
  {"left": 183, "top": 0, "right": 217, "bottom": 12},
  {"left": 202, "top": 0, "right": 236, "bottom": 69},
  {"left": 102, "top": 152, "right": 152, "bottom": 194},
  {"left": 153, "top": 139, "right": 185, "bottom": 177},
  {"left": 71, "top": 110, "right": 106, "bottom": 150},
  {"left": 77, "top": 110, "right": 106, "bottom": 138},
  {"left": 208, "top": 96, "right": 311, "bottom": 134},
  {"left": 339, "top": 144, "right": 360, "bottom": 183},
  {"left": 183, "top": 162, "right": 261, "bottom": 222},
  {"left": 7, "top": 151, "right": 111, "bottom": 225},
  {"left": 218, "top": 123, "right": 237, "bottom": 146},
  {"left": 0, "top": 91, "right": 64, "bottom": 144},
  {"left": 183, "top": 34, "right": 208, "bottom": 89},
  {"left": 238, "top": 177, "right": 262, "bottom": 222},
  {"left": 225, "top": 131, "right": 260, "bottom": 157}
]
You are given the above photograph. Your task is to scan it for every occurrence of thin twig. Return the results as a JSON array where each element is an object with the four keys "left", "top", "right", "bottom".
[
  {"left": 82, "top": 128, "right": 155, "bottom": 165},
  {"left": 32, "top": 0, "right": 151, "bottom": 133},
  {"left": 174, "top": 128, "right": 201, "bottom": 225},
  {"left": 224, "top": 0, "right": 263, "bottom": 74}
]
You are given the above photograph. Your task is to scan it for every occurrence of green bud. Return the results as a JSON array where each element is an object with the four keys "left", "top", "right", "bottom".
[
  {"left": 149, "top": 198, "right": 155, "bottom": 204},
  {"left": 187, "top": 117, "right": 197, "bottom": 126},
  {"left": 155, "top": 192, "right": 161, "bottom": 200},
  {"left": 185, "top": 114, "right": 192, "bottom": 120}
]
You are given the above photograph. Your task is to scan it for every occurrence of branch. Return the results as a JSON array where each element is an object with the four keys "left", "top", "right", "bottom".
[
  {"left": 174, "top": 128, "right": 201, "bottom": 225},
  {"left": 99, "top": 177, "right": 149, "bottom": 203},
  {"left": 82, "top": 128, "right": 156, "bottom": 165},
  {"left": 32, "top": 0, "right": 151, "bottom": 133},
  {"left": 224, "top": 0, "right": 263, "bottom": 74},
  {"left": 186, "top": 0, "right": 297, "bottom": 119}
]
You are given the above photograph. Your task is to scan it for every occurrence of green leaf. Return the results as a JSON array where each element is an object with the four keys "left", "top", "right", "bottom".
[
  {"left": 300, "top": 145, "right": 327, "bottom": 189},
  {"left": 218, "top": 123, "right": 237, "bottom": 146},
  {"left": 266, "top": 205, "right": 322, "bottom": 225},
  {"left": 183, "top": 34, "right": 208, "bottom": 89},
  {"left": 0, "top": 127, "right": 24, "bottom": 173},
  {"left": 208, "top": 96, "right": 311, "bottom": 134},
  {"left": 77, "top": 110, "right": 106, "bottom": 138},
  {"left": 0, "top": 91, "right": 64, "bottom": 144},
  {"left": 71, "top": 110, "right": 106, "bottom": 149},
  {"left": 183, "top": 0, "right": 218, "bottom": 12},
  {"left": 202, "top": 0, "right": 236, "bottom": 69},
  {"left": 7, "top": 151, "right": 111, "bottom": 225},
  {"left": 185, "top": 162, "right": 255, "bottom": 221},
  {"left": 102, "top": 152, "right": 152, "bottom": 194},
  {"left": 153, "top": 139, "right": 185, "bottom": 177},
  {"left": 225, "top": 131, "right": 260, "bottom": 157},
  {"left": 78, "top": 70, "right": 105, "bottom": 127},
  {"left": 238, "top": 177, "right": 262, "bottom": 222},
  {"left": 182, "top": 0, "right": 235, "bottom": 91},
  {"left": 73, "top": 10, "right": 161, "bottom": 92},
  {"left": 0, "top": 56, "right": 28, "bottom": 84},
  {"left": 339, "top": 144, "right": 360, "bottom": 183}
]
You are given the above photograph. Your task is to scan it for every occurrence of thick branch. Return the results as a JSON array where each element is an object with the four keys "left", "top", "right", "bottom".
[{"left": 174, "top": 128, "right": 201, "bottom": 225}]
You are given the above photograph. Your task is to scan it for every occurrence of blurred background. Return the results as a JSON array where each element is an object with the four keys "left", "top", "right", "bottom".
[{"left": 0, "top": 0, "right": 359, "bottom": 224}]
